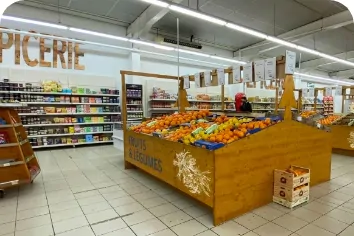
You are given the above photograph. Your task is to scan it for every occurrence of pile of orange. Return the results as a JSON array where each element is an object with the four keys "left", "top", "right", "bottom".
[
  {"left": 130, "top": 110, "right": 211, "bottom": 134},
  {"left": 318, "top": 115, "right": 341, "bottom": 125},
  {"left": 165, "top": 123, "right": 210, "bottom": 142},
  {"left": 212, "top": 114, "right": 229, "bottom": 124}
]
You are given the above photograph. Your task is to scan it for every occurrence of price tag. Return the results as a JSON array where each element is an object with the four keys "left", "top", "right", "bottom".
[
  {"left": 204, "top": 71, "right": 211, "bottom": 87},
  {"left": 297, "top": 116, "right": 302, "bottom": 122},
  {"left": 302, "top": 88, "right": 308, "bottom": 98},
  {"left": 243, "top": 62, "right": 253, "bottom": 82},
  {"left": 183, "top": 75, "right": 190, "bottom": 89},
  {"left": 254, "top": 60, "right": 265, "bottom": 81},
  {"left": 265, "top": 57, "right": 276, "bottom": 80},
  {"left": 325, "top": 87, "right": 332, "bottom": 96},
  {"left": 233, "top": 67, "right": 241, "bottom": 83},
  {"left": 335, "top": 86, "right": 342, "bottom": 96},
  {"left": 217, "top": 68, "right": 225, "bottom": 85},
  {"left": 285, "top": 50, "right": 296, "bottom": 75},
  {"left": 317, "top": 123, "right": 322, "bottom": 129},
  {"left": 194, "top": 73, "right": 201, "bottom": 88},
  {"left": 308, "top": 88, "right": 315, "bottom": 97}
]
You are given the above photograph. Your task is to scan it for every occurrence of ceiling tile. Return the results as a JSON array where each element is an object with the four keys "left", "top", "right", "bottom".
[
  {"left": 108, "top": 0, "right": 149, "bottom": 23},
  {"left": 24, "top": 0, "right": 70, "bottom": 6},
  {"left": 69, "top": 0, "right": 117, "bottom": 16}
]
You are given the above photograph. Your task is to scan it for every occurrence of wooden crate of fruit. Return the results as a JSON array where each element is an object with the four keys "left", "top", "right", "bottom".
[{"left": 124, "top": 111, "right": 331, "bottom": 226}]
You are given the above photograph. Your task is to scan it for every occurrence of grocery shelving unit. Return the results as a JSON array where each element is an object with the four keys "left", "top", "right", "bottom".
[
  {"left": 0, "top": 86, "right": 120, "bottom": 149},
  {"left": 126, "top": 84, "right": 144, "bottom": 121},
  {"left": 0, "top": 103, "right": 40, "bottom": 197}
]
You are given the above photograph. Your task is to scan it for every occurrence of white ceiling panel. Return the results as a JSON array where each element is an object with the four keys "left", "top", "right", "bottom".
[
  {"left": 28, "top": 0, "right": 70, "bottom": 6},
  {"left": 107, "top": 0, "right": 149, "bottom": 23},
  {"left": 68, "top": 0, "right": 117, "bottom": 16}
]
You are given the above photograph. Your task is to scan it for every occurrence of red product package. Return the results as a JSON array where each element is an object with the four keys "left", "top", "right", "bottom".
[{"left": 0, "top": 131, "right": 9, "bottom": 144}]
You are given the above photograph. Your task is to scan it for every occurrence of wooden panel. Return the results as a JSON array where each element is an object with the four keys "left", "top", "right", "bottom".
[
  {"left": 331, "top": 125, "right": 354, "bottom": 152},
  {"left": 213, "top": 120, "right": 331, "bottom": 225},
  {"left": 124, "top": 130, "right": 214, "bottom": 207}
]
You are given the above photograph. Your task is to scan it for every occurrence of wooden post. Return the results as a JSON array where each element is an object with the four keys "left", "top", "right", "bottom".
[
  {"left": 314, "top": 89, "right": 318, "bottom": 110},
  {"left": 221, "top": 85, "right": 225, "bottom": 111},
  {"left": 275, "top": 87, "right": 279, "bottom": 114},
  {"left": 279, "top": 75, "right": 297, "bottom": 121}
]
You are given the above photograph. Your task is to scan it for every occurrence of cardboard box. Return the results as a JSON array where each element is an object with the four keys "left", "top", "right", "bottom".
[
  {"left": 273, "top": 195, "right": 309, "bottom": 208},
  {"left": 274, "top": 166, "right": 310, "bottom": 188},
  {"left": 274, "top": 184, "right": 309, "bottom": 201}
]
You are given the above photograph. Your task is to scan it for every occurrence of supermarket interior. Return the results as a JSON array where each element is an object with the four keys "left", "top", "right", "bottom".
[{"left": 2, "top": 0, "right": 354, "bottom": 236}]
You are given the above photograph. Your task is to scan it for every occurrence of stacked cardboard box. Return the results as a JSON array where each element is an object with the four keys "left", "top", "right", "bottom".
[{"left": 273, "top": 166, "right": 310, "bottom": 208}]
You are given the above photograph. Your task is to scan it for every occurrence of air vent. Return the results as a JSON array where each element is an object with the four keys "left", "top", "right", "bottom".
[{"left": 156, "top": 36, "right": 202, "bottom": 50}]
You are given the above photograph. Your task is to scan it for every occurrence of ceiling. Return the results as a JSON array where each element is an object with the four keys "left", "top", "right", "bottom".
[{"left": 14, "top": 0, "right": 354, "bottom": 79}]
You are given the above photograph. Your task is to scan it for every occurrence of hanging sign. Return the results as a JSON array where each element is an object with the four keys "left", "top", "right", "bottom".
[
  {"left": 183, "top": 75, "right": 190, "bottom": 89},
  {"left": 243, "top": 62, "right": 253, "bottom": 82},
  {"left": 232, "top": 67, "right": 241, "bottom": 83},
  {"left": 265, "top": 57, "right": 276, "bottom": 80},
  {"left": 302, "top": 88, "right": 308, "bottom": 98},
  {"left": 285, "top": 50, "right": 296, "bottom": 75},
  {"left": 204, "top": 71, "right": 211, "bottom": 87},
  {"left": 325, "top": 87, "right": 332, "bottom": 96},
  {"left": 217, "top": 68, "right": 225, "bottom": 85},
  {"left": 308, "top": 88, "right": 315, "bottom": 97},
  {"left": 254, "top": 60, "right": 265, "bottom": 81},
  {"left": 0, "top": 28, "right": 85, "bottom": 70},
  {"left": 194, "top": 73, "right": 201, "bottom": 88},
  {"left": 335, "top": 86, "right": 342, "bottom": 96}
]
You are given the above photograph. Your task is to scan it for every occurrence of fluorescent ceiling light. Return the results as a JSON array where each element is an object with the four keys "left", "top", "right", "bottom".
[
  {"left": 210, "top": 56, "right": 246, "bottom": 65},
  {"left": 169, "top": 5, "right": 227, "bottom": 25},
  {"left": 266, "top": 36, "right": 297, "bottom": 48},
  {"left": 317, "top": 53, "right": 354, "bottom": 67},
  {"left": 296, "top": 46, "right": 320, "bottom": 55},
  {"left": 294, "top": 72, "right": 354, "bottom": 85},
  {"left": 130, "top": 39, "right": 174, "bottom": 50},
  {"left": 226, "top": 23, "right": 267, "bottom": 39},
  {"left": 69, "top": 28, "right": 128, "bottom": 41},
  {"left": 140, "top": 0, "right": 169, "bottom": 7},
  {"left": 177, "top": 49, "right": 210, "bottom": 57},
  {"left": 1, "top": 15, "right": 68, "bottom": 29}
]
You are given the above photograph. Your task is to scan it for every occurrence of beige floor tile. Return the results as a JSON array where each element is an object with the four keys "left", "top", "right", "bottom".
[
  {"left": 212, "top": 221, "right": 249, "bottom": 236},
  {"left": 196, "top": 231, "right": 218, "bottom": 236},
  {"left": 74, "top": 190, "right": 100, "bottom": 199},
  {"left": 15, "top": 224, "right": 54, "bottom": 236},
  {"left": 148, "top": 229, "right": 177, "bottom": 236},
  {"left": 16, "top": 206, "right": 49, "bottom": 221},
  {"left": 312, "top": 215, "right": 348, "bottom": 234},
  {"left": 114, "top": 202, "right": 144, "bottom": 216},
  {"left": 16, "top": 214, "right": 51, "bottom": 231},
  {"left": 0, "top": 213, "right": 16, "bottom": 225},
  {"left": 253, "top": 222, "right": 292, "bottom": 236},
  {"left": 234, "top": 213, "right": 268, "bottom": 230},
  {"left": 339, "top": 225, "right": 354, "bottom": 236},
  {"left": 138, "top": 197, "right": 168, "bottom": 209},
  {"left": 296, "top": 224, "right": 335, "bottom": 236},
  {"left": 273, "top": 214, "right": 308, "bottom": 232},
  {"left": 303, "top": 201, "right": 336, "bottom": 215},
  {"left": 253, "top": 205, "right": 285, "bottom": 221},
  {"left": 86, "top": 209, "right": 119, "bottom": 224},
  {"left": 91, "top": 218, "right": 127, "bottom": 236},
  {"left": 53, "top": 216, "right": 88, "bottom": 234},
  {"left": 122, "top": 209, "right": 156, "bottom": 226},
  {"left": 77, "top": 195, "right": 106, "bottom": 206},
  {"left": 101, "top": 227, "right": 137, "bottom": 236},
  {"left": 183, "top": 205, "right": 210, "bottom": 218},
  {"left": 131, "top": 218, "right": 167, "bottom": 236},
  {"left": 51, "top": 207, "right": 83, "bottom": 223},
  {"left": 159, "top": 210, "right": 193, "bottom": 227},
  {"left": 81, "top": 201, "right": 112, "bottom": 215},
  {"left": 49, "top": 200, "right": 79, "bottom": 213},
  {"left": 108, "top": 196, "right": 137, "bottom": 208},
  {"left": 149, "top": 203, "right": 179, "bottom": 217},
  {"left": 326, "top": 208, "right": 354, "bottom": 224},
  {"left": 98, "top": 186, "right": 123, "bottom": 194},
  {"left": 0, "top": 222, "right": 15, "bottom": 236},
  {"left": 132, "top": 190, "right": 159, "bottom": 201},
  {"left": 171, "top": 220, "right": 207, "bottom": 236},
  {"left": 289, "top": 208, "right": 322, "bottom": 223},
  {"left": 55, "top": 226, "right": 95, "bottom": 236},
  {"left": 196, "top": 214, "right": 214, "bottom": 229},
  {"left": 102, "top": 190, "right": 129, "bottom": 201}
]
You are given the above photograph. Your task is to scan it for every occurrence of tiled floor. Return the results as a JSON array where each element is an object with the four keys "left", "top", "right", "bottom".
[{"left": 2, "top": 147, "right": 354, "bottom": 236}]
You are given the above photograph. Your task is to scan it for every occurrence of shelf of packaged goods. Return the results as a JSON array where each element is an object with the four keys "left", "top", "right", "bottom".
[
  {"left": 127, "top": 97, "right": 142, "bottom": 99},
  {"left": 127, "top": 111, "right": 143, "bottom": 113},
  {"left": 19, "top": 112, "right": 121, "bottom": 116},
  {"left": 251, "top": 102, "right": 275, "bottom": 104},
  {"left": 0, "top": 103, "right": 28, "bottom": 107},
  {"left": 24, "top": 122, "right": 117, "bottom": 127},
  {"left": 149, "top": 99, "right": 177, "bottom": 102},
  {"left": 188, "top": 100, "right": 234, "bottom": 103},
  {"left": 127, "top": 104, "right": 143, "bottom": 106},
  {"left": 0, "top": 160, "right": 25, "bottom": 168},
  {"left": 0, "top": 91, "right": 120, "bottom": 97},
  {"left": 127, "top": 118, "right": 142, "bottom": 121},
  {"left": 28, "top": 131, "right": 113, "bottom": 138},
  {"left": 149, "top": 108, "right": 177, "bottom": 111},
  {"left": 32, "top": 140, "right": 113, "bottom": 149},
  {"left": 0, "top": 123, "right": 22, "bottom": 128},
  {"left": 71, "top": 103, "right": 120, "bottom": 106},
  {"left": 22, "top": 102, "right": 120, "bottom": 106}
]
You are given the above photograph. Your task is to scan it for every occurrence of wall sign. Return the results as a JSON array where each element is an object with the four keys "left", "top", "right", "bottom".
[
  {"left": 233, "top": 67, "right": 241, "bottom": 83},
  {"left": 285, "top": 50, "right": 296, "bottom": 75},
  {"left": 128, "top": 136, "right": 162, "bottom": 172},
  {"left": 183, "top": 75, "right": 190, "bottom": 89},
  {"left": 254, "top": 60, "right": 265, "bottom": 81},
  {"left": 217, "top": 68, "right": 225, "bottom": 85},
  {"left": 243, "top": 62, "right": 253, "bottom": 82},
  {"left": 265, "top": 57, "right": 276, "bottom": 80},
  {"left": 204, "top": 71, "right": 211, "bottom": 87},
  {"left": 0, "top": 29, "right": 85, "bottom": 70},
  {"left": 335, "top": 86, "right": 343, "bottom": 96},
  {"left": 194, "top": 73, "right": 201, "bottom": 88}
]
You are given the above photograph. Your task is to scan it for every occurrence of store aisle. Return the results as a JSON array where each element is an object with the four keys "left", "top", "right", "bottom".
[{"left": 1, "top": 148, "right": 354, "bottom": 236}]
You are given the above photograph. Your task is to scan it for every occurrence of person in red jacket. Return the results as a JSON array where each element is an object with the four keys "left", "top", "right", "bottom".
[{"left": 235, "top": 93, "right": 252, "bottom": 112}]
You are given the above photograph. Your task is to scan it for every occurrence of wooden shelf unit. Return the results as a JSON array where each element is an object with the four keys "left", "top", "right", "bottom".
[{"left": 0, "top": 104, "right": 41, "bottom": 197}]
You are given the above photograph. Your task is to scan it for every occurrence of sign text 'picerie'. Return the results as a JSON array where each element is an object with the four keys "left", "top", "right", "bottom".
[
  {"left": 128, "top": 136, "right": 162, "bottom": 172},
  {"left": 0, "top": 29, "right": 85, "bottom": 70}
]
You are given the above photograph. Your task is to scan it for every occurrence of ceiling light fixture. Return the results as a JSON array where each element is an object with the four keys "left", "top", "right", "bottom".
[
  {"left": 296, "top": 46, "right": 320, "bottom": 55},
  {"left": 294, "top": 72, "right": 354, "bottom": 85},
  {"left": 69, "top": 28, "right": 129, "bottom": 41},
  {"left": 169, "top": 5, "right": 227, "bottom": 25},
  {"left": 266, "top": 36, "right": 297, "bottom": 48},
  {"left": 226, "top": 23, "right": 267, "bottom": 39},
  {"left": 129, "top": 39, "right": 175, "bottom": 50},
  {"left": 177, "top": 49, "right": 211, "bottom": 57},
  {"left": 210, "top": 55, "right": 246, "bottom": 65},
  {"left": 140, "top": 0, "right": 169, "bottom": 7},
  {"left": 1, "top": 15, "right": 68, "bottom": 29}
]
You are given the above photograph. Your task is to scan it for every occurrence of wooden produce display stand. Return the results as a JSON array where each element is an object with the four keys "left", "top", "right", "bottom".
[
  {"left": 0, "top": 103, "right": 41, "bottom": 197},
  {"left": 121, "top": 69, "right": 331, "bottom": 225}
]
